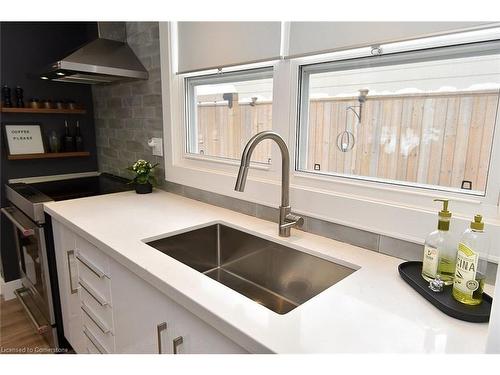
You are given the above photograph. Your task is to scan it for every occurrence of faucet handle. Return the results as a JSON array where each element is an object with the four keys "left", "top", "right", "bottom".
[{"left": 284, "top": 213, "right": 304, "bottom": 228}]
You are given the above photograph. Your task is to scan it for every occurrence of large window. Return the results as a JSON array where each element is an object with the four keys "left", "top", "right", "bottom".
[
  {"left": 297, "top": 42, "right": 500, "bottom": 195},
  {"left": 185, "top": 68, "right": 273, "bottom": 163}
]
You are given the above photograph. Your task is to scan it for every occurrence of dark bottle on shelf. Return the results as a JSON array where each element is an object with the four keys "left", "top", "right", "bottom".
[
  {"left": 2, "top": 85, "right": 12, "bottom": 107},
  {"left": 63, "top": 120, "right": 75, "bottom": 152},
  {"left": 75, "top": 121, "right": 84, "bottom": 151},
  {"left": 15, "top": 86, "right": 24, "bottom": 108}
]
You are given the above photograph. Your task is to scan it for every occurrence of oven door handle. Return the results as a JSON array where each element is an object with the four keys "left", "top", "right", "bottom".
[
  {"left": 1, "top": 207, "right": 35, "bottom": 237},
  {"left": 14, "top": 288, "right": 49, "bottom": 335}
]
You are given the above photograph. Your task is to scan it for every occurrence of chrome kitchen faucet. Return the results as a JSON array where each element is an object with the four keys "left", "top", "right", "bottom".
[{"left": 235, "top": 131, "right": 304, "bottom": 237}]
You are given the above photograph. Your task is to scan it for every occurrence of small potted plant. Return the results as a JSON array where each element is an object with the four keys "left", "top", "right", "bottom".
[{"left": 127, "top": 159, "right": 158, "bottom": 194}]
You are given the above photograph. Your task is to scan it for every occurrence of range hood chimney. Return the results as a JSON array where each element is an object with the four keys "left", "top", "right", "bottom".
[{"left": 38, "top": 22, "right": 149, "bottom": 84}]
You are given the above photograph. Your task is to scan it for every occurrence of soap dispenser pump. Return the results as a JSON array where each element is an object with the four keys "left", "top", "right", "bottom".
[{"left": 422, "top": 199, "right": 456, "bottom": 286}]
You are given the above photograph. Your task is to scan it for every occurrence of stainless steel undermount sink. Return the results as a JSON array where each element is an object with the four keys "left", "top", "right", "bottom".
[{"left": 145, "top": 223, "right": 356, "bottom": 314}]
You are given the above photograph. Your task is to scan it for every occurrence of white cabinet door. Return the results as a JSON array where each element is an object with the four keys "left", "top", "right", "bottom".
[
  {"left": 52, "top": 220, "right": 85, "bottom": 353},
  {"left": 110, "top": 258, "right": 171, "bottom": 353},
  {"left": 164, "top": 297, "right": 248, "bottom": 354},
  {"left": 110, "top": 258, "right": 247, "bottom": 354}
]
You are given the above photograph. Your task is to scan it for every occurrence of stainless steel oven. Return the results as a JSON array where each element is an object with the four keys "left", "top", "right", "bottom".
[
  {"left": 2, "top": 172, "right": 132, "bottom": 350},
  {"left": 1, "top": 205, "right": 57, "bottom": 347}
]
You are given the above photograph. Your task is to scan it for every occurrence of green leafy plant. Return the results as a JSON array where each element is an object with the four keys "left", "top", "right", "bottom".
[{"left": 127, "top": 159, "right": 159, "bottom": 185}]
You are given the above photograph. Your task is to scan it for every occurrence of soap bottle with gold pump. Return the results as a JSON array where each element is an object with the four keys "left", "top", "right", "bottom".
[
  {"left": 422, "top": 199, "right": 456, "bottom": 285},
  {"left": 452, "top": 214, "right": 489, "bottom": 305}
]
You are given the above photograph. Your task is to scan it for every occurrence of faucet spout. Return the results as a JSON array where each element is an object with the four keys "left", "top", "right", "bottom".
[
  {"left": 234, "top": 165, "right": 249, "bottom": 192},
  {"left": 234, "top": 131, "right": 302, "bottom": 237},
  {"left": 234, "top": 131, "right": 290, "bottom": 205}
]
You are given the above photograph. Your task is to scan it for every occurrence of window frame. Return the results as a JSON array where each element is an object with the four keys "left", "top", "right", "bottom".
[
  {"left": 295, "top": 40, "right": 500, "bottom": 197},
  {"left": 184, "top": 67, "right": 274, "bottom": 162}
]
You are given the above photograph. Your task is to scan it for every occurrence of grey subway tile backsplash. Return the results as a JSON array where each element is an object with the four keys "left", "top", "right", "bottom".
[
  {"left": 182, "top": 184, "right": 207, "bottom": 202},
  {"left": 256, "top": 204, "right": 279, "bottom": 223},
  {"left": 164, "top": 181, "right": 185, "bottom": 196},
  {"left": 379, "top": 235, "right": 423, "bottom": 261},
  {"left": 210, "top": 194, "right": 257, "bottom": 217},
  {"left": 486, "top": 262, "right": 498, "bottom": 285},
  {"left": 306, "top": 216, "right": 380, "bottom": 252},
  {"left": 179, "top": 183, "right": 257, "bottom": 217}
]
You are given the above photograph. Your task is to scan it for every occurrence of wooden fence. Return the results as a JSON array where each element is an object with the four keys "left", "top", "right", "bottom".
[
  {"left": 197, "top": 102, "right": 273, "bottom": 163},
  {"left": 196, "top": 90, "right": 499, "bottom": 191}
]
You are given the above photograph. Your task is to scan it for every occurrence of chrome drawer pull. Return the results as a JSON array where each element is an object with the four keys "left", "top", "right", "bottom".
[
  {"left": 67, "top": 250, "right": 79, "bottom": 294},
  {"left": 78, "top": 278, "right": 109, "bottom": 307},
  {"left": 173, "top": 336, "right": 184, "bottom": 354},
  {"left": 83, "top": 326, "right": 108, "bottom": 354},
  {"left": 81, "top": 302, "right": 111, "bottom": 335},
  {"left": 76, "top": 252, "right": 108, "bottom": 279},
  {"left": 157, "top": 322, "right": 167, "bottom": 354}
]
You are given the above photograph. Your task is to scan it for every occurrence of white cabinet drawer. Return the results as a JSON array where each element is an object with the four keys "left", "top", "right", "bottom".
[
  {"left": 83, "top": 326, "right": 109, "bottom": 354},
  {"left": 79, "top": 282, "right": 113, "bottom": 330},
  {"left": 76, "top": 236, "right": 110, "bottom": 277},
  {"left": 77, "top": 262, "right": 112, "bottom": 303},
  {"left": 81, "top": 303, "right": 115, "bottom": 353}
]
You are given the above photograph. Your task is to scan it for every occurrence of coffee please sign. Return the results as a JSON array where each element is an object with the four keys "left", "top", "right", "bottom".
[{"left": 4, "top": 124, "right": 45, "bottom": 155}]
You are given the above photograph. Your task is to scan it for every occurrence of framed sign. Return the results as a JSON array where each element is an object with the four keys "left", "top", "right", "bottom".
[{"left": 3, "top": 124, "right": 45, "bottom": 155}]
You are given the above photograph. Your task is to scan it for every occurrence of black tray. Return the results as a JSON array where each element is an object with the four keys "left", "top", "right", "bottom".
[{"left": 398, "top": 261, "right": 492, "bottom": 323}]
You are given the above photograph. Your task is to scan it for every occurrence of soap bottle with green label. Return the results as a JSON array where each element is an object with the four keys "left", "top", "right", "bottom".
[
  {"left": 452, "top": 214, "right": 489, "bottom": 305},
  {"left": 421, "top": 199, "right": 456, "bottom": 285}
]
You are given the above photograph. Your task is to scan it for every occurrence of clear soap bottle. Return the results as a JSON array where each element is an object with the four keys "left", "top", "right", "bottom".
[
  {"left": 452, "top": 215, "right": 489, "bottom": 305},
  {"left": 422, "top": 199, "right": 456, "bottom": 285}
]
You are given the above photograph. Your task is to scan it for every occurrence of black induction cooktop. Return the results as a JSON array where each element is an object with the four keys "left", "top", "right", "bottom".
[{"left": 9, "top": 173, "right": 133, "bottom": 202}]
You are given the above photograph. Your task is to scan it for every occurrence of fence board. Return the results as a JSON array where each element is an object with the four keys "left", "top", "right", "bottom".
[
  {"left": 451, "top": 96, "right": 473, "bottom": 188},
  {"left": 477, "top": 96, "right": 499, "bottom": 191},
  {"left": 439, "top": 97, "right": 460, "bottom": 187},
  {"left": 426, "top": 97, "right": 448, "bottom": 186},
  {"left": 464, "top": 96, "right": 487, "bottom": 190}
]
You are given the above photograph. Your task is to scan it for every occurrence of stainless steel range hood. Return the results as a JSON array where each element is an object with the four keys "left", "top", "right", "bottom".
[{"left": 38, "top": 22, "right": 148, "bottom": 84}]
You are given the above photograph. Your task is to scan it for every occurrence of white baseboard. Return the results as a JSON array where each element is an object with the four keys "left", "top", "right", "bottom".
[{"left": 0, "top": 276, "right": 22, "bottom": 301}]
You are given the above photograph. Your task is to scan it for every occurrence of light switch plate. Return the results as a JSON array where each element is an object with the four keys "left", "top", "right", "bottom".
[{"left": 148, "top": 137, "right": 163, "bottom": 156}]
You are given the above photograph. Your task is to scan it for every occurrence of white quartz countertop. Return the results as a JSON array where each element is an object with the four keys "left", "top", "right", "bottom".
[{"left": 44, "top": 190, "right": 490, "bottom": 353}]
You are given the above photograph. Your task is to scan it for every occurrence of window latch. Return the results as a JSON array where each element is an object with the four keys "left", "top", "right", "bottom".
[{"left": 371, "top": 45, "right": 383, "bottom": 56}]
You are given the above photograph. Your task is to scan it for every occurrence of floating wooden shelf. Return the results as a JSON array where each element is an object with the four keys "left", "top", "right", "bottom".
[
  {"left": 7, "top": 151, "right": 90, "bottom": 160},
  {"left": 1, "top": 107, "right": 86, "bottom": 114}
]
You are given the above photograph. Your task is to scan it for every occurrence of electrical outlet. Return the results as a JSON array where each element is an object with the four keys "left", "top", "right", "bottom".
[{"left": 147, "top": 137, "right": 163, "bottom": 156}]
